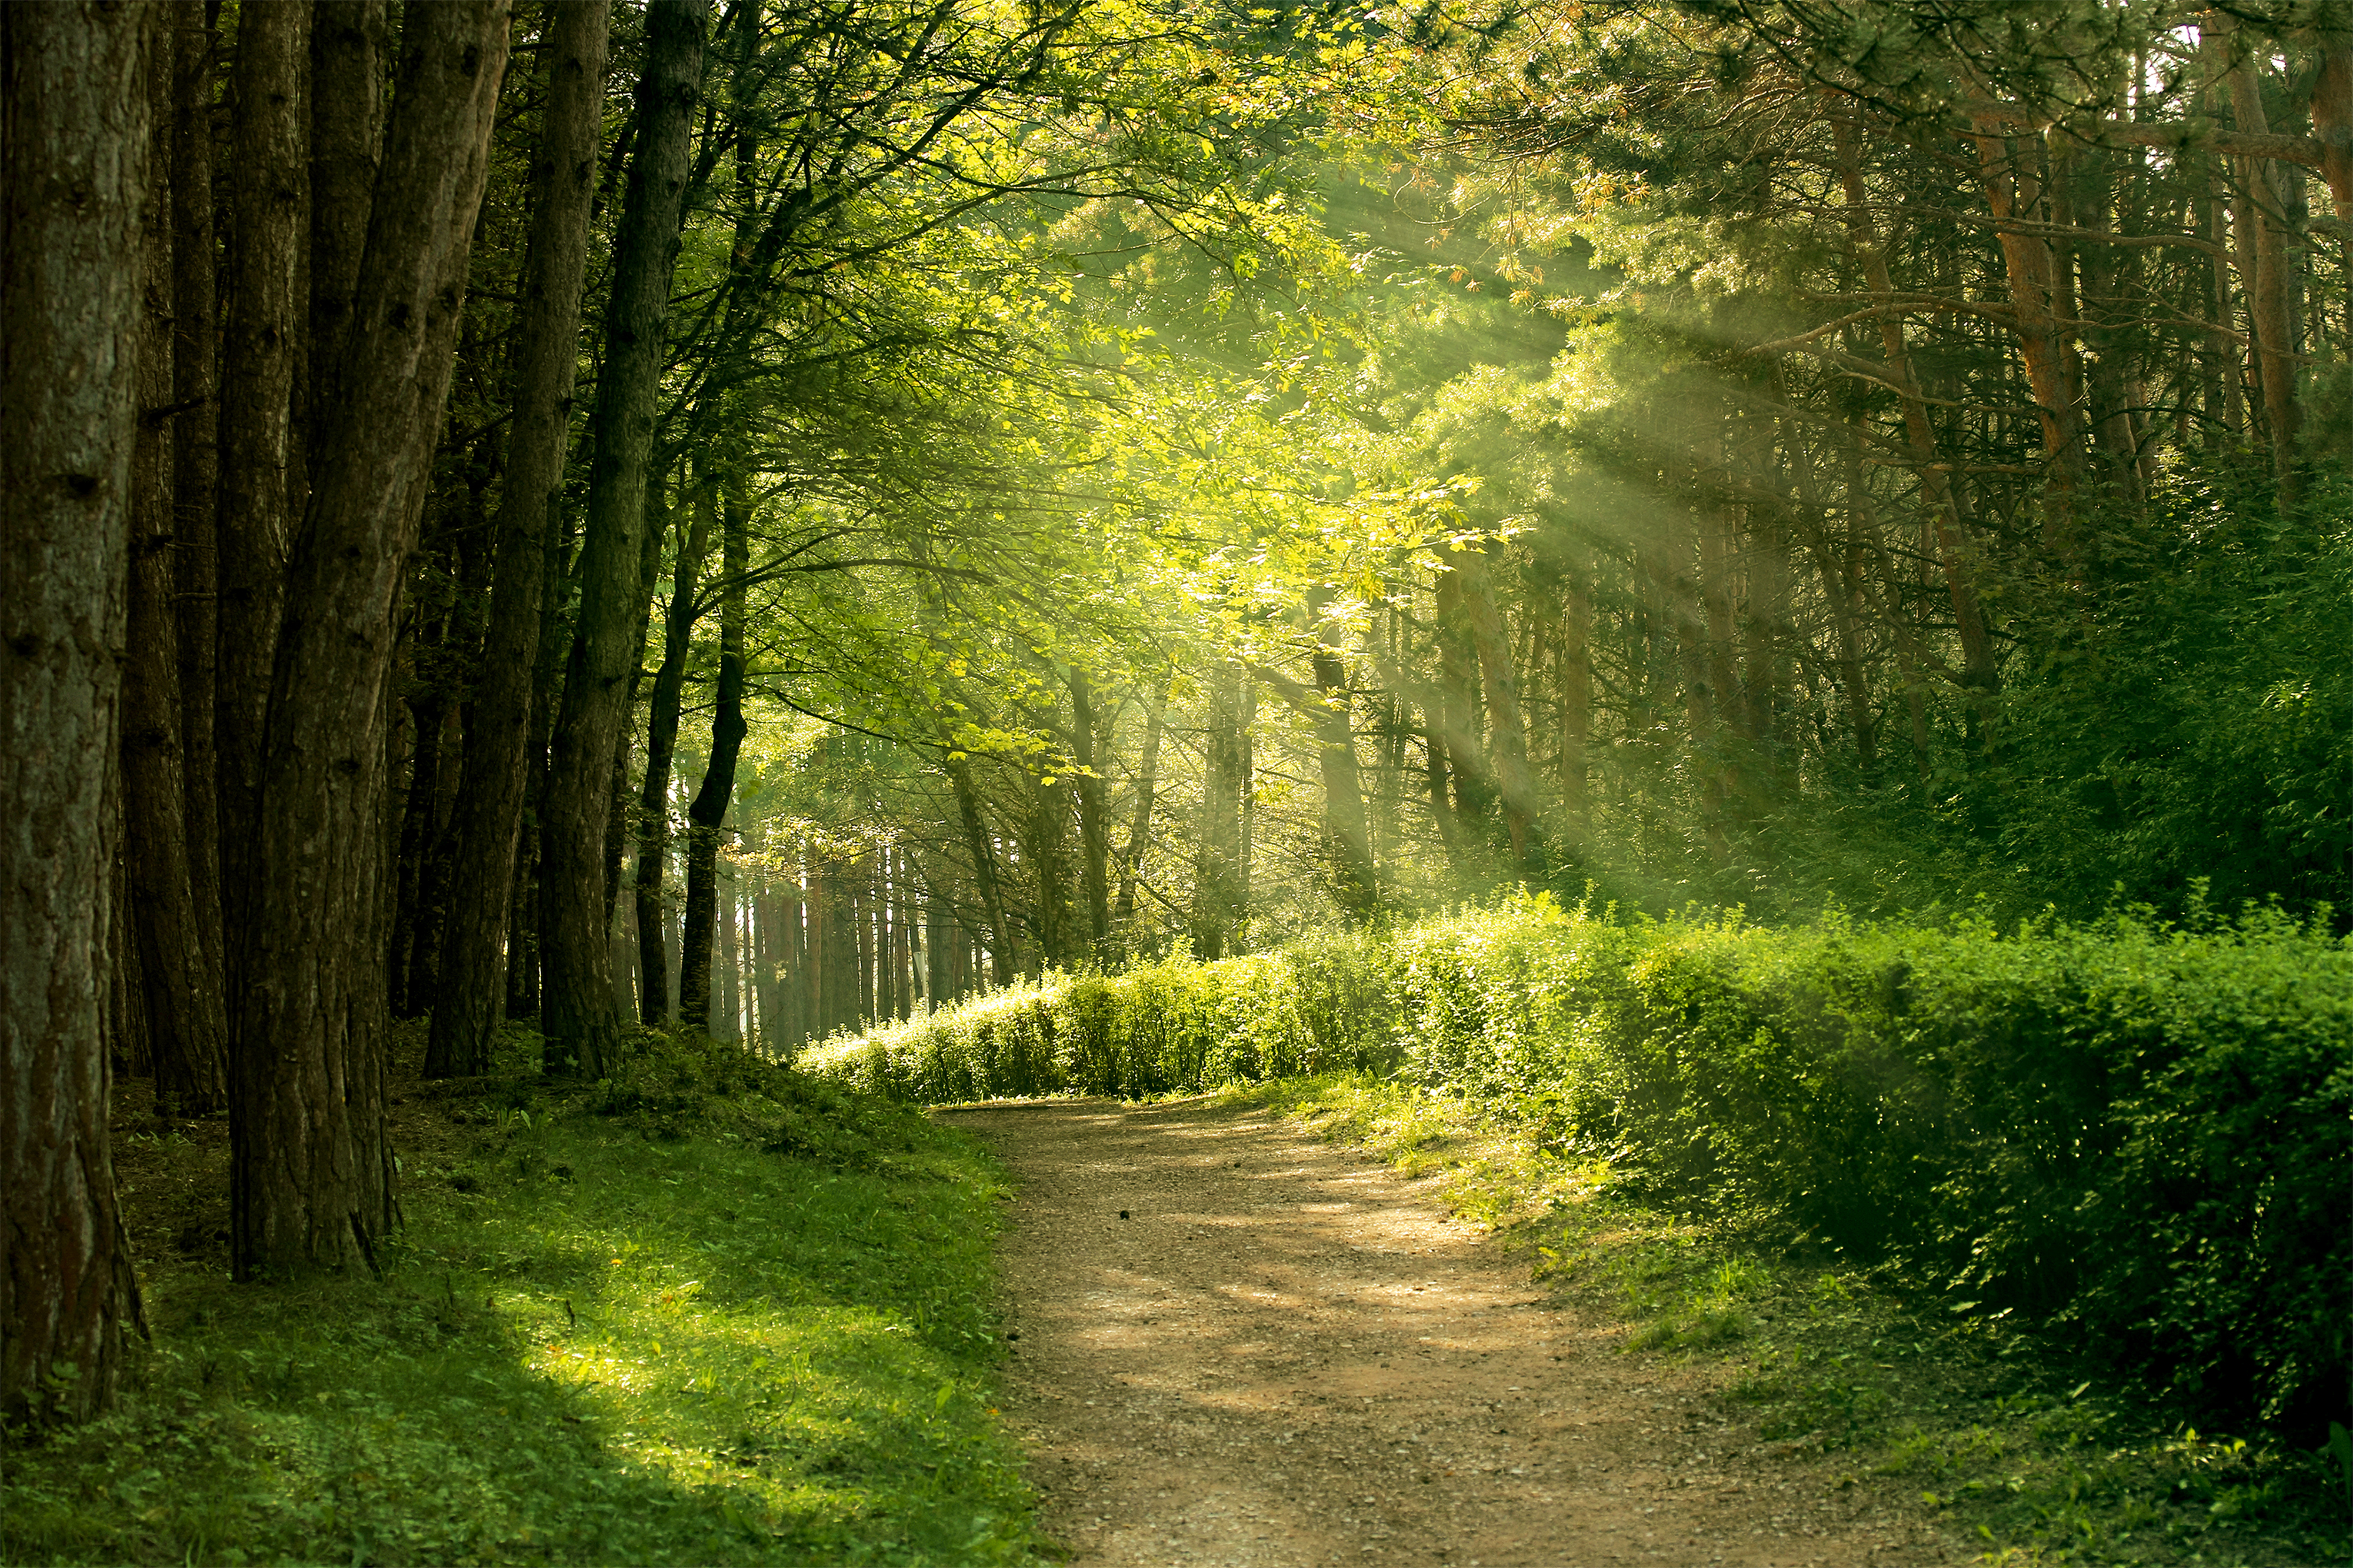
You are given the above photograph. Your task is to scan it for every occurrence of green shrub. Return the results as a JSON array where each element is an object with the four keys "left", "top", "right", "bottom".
[{"left": 807, "top": 895, "right": 2353, "bottom": 1431}]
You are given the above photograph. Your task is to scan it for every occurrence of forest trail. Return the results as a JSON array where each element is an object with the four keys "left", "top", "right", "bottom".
[{"left": 951, "top": 1097, "right": 1963, "bottom": 1568}]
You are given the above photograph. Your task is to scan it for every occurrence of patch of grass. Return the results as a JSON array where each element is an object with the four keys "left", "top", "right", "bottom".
[
  {"left": 2, "top": 1029, "right": 1043, "bottom": 1566},
  {"left": 1218, "top": 1071, "right": 2353, "bottom": 1568}
]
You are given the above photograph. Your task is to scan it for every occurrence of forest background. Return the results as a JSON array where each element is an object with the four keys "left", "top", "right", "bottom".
[{"left": 4, "top": 0, "right": 2351, "bottom": 1448}]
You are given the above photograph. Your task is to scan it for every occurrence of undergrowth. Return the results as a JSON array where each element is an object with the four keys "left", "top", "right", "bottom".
[
  {"left": 1, "top": 1026, "right": 1042, "bottom": 1567},
  {"left": 1219, "top": 1072, "right": 2353, "bottom": 1568}
]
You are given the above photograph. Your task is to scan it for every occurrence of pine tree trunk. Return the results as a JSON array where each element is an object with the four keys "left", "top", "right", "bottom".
[
  {"left": 1111, "top": 680, "right": 1166, "bottom": 948},
  {"left": 1069, "top": 675, "right": 1114, "bottom": 955},
  {"left": 947, "top": 755, "right": 1016, "bottom": 985},
  {"left": 216, "top": 0, "right": 309, "bottom": 1019},
  {"left": 635, "top": 477, "right": 707, "bottom": 1023},
  {"left": 126, "top": 46, "right": 229, "bottom": 1115},
  {"left": 541, "top": 0, "right": 707, "bottom": 1075},
  {"left": 1193, "top": 668, "right": 1248, "bottom": 959},
  {"left": 170, "top": 3, "right": 226, "bottom": 1040},
  {"left": 1, "top": 0, "right": 154, "bottom": 1422},
  {"left": 234, "top": 0, "right": 511, "bottom": 1279},
  {"left": 679, "top": 456, "right": 746, "bottom": 1029}
]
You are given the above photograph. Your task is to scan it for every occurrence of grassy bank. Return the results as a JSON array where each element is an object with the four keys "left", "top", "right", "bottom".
[
  {"left": 2, "top": 1032, "right": 1040, "bottom": 1567},
  {"left": 1224, "top": 1072, "right": 2351, "bottom": 1567}
]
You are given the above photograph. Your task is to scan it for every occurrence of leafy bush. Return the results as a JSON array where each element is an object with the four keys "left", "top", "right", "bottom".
[{"left": 807, "top": 896, "right": 2353, "bottom": 1431}]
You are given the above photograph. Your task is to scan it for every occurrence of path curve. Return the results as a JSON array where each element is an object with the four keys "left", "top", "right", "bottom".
[{"left": 951, "top": 1096, "right": 1961, "bottom": 1568}]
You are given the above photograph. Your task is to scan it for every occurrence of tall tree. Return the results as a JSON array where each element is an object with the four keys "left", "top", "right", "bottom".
[
  {"left": 1, "top": 0, "right": 154, "bottom": 1423},
  {"left": 540, "top": 0, "right": 709, "bottom": 1076},
  {"left": 679, "top": 457, "right": 749, "bottom": 1027},
  {"left": 234, "top": 0, "right": 512, "bottom": 1277}
]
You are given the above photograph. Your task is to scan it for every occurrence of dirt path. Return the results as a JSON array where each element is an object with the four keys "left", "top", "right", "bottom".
[{"left": 949, "top": 1096, "right": 1963, "bottom": 1568}]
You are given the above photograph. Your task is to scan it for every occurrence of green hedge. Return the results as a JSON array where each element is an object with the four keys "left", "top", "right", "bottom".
[{"left": 799, "top": 896, "right": 2353, "bottom": 1429}]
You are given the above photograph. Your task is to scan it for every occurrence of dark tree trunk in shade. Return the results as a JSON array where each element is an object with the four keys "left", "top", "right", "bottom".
[
  {"left": 0, "top": 0, "right": 154, "bottom": 1423},
  {"left": 540, "top": 0, "right": 708, "bottom": 1076},
  {"left": 126, "top": 43, "right": 229, "bottom": 1115},
  {"left": 635, "top": 479, "right": 709, "bottom": 1023},
  {"left": 946, "top": 755, "right": 1016, "bottom": 985},
  {"left": 170, "top": 3, "right": 225, "bottom": 1018},
  {"left": 215, "top": 0, "right": 309, "bottom": 1016},
  {"left": 232, "top": 0, "right": 511, "bottom": 1280},
  {"left": 427, "top": 1, "right": 611, "bottom": 1073},
  {"left": 308, "top": 0, "right": 386, "bottom": 413},
  {"left": 678, "top": 458, "right": 745, "bottom": 1029}
]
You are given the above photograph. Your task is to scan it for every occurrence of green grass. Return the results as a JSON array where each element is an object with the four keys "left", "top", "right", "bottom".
[
  {"left": 1217, "top": 1071, "right": 2353, "bottom": 1568},
  {"left": 1, "top": 1032, "right": 1043, "bottom": 1567}
]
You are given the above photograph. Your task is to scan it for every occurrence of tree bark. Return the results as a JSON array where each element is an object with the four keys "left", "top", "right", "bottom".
[
  {"left": 1192, "top": 667, "right": 1248, "bottom": 959},
  {"left": 170, "top": 4, "right": 225, "bottom": 1046},
  {"left": 215, "top": 0, "right": 309, "bottom": 1022},
  {"left": 540, "top": 0, "right": 708, "bottom": 1076},
  {"left": 1111, "top": 678, "right": 1166, "bottom": 948},
  {"left": 1069, "top": 673, "right": 1114, "bottom": 955},
  {"left": 679, "top": 456, "right": 748, "bottom": 1029},
  {"left": 234, "top": 0, "right": 511, "bottom": 1280},
  {"left": 947, "top": 754, "right": 1016, "bottom": 986},
  {"left": 126, "top": 41, "right": 229, "bottom": 1116},
  {"left": 2214, "top": 15, "right": 2302, "bottom": 501},
  {"left": 634, "top": 478, "right": 709, "bottom": 1024},
  {"left": 1, "top": 0, "right": 154, "bottom": 1423}
]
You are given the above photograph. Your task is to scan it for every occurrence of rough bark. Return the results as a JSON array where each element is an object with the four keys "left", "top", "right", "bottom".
[
  {"left": 308, "top": 0, "right": 386, "bottom": 423},
  {"left": 634, "top": 479, "right": 709, "bottom": 1024},
  {"left": 234, "top": 0, "right": 511, "bottom": 1280},
  {"left": 215, "top": 0, "right": 309, "bottom": 1012},
  {"left": 679, "top": 458, "right": 748, "bottom": 1029},
  {"left": 170, "top": 4, "right": 225, "bottom": 1030},
  {"left": 539, "top": 0, "right": 707, "bottom": 1076},
  {"left": 127, "top": 42, "right": 229, "bottom": 1116},
  {"left": 1, "top": 0, "right": 153, "bottom": 1423}
]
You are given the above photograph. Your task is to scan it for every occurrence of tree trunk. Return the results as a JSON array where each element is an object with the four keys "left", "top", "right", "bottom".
[
  {"left": 634, "top": 476, "right": 708, "bottom": 1023},
  {"left": 540, "top": 0, "right": 707, "bottom": 1076},
  {"left": 1069, "top": 673, "right": 1113, "bottom": 955},
  {"left": 170, "top": 3, "right": 225, "bottom": 1050},
  {"left": 1111, "top": 679, "right": 1166, "bottom": 948},
  {"left": 1308, "top": 622, "right": 1377, "bottom": 917},
  {"left": 126, "top": 54, "right": 229, "bottom": 1115},
  {"left": 234, "top": 0, "right": 511, "bottom": 1280},
  {"left": 679, "top": 454, "right": 746, "bottom": 1029},
  {"left": 215, "top": 0, "right": 309, "bottom": 1021},
  {"left": 1967, "top": 117, "right": 2092, "bottom": 559},
  {"left": 2215, "top": 15, "right": 2302, "bottom": 502},
  {"left": 1, "top": 0, "right": 154, "bottom": 1423},
  {"left": 946, "top": 755, "right": 1015, "bottom": 985},
  {"left": 1558, "top": 575, "right": 1591, "bottom": 825},
  {"left": 1833, "top": 119, "right": 1999, "bottom": 710},
  {"left": 1193, "top": 666, "right": 1248, "bottom": 959},
  {"left": 420, "top": 0, "right": 608, "bottom": 1074}
]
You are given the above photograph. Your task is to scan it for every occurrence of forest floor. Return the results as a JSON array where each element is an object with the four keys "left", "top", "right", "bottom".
[{"left": 954, "top": 1093, "right": 1962, "bottom": 1568}]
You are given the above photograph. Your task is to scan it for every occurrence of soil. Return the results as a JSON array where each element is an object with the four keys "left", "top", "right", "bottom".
[{"left": 949, "top": 1096, "right": 1966, "bottom": 1568}]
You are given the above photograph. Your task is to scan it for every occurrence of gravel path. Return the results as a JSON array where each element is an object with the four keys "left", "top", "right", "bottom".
[{"left": 948, "top": 1096, "right": 1962, "bottom": 1568}]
